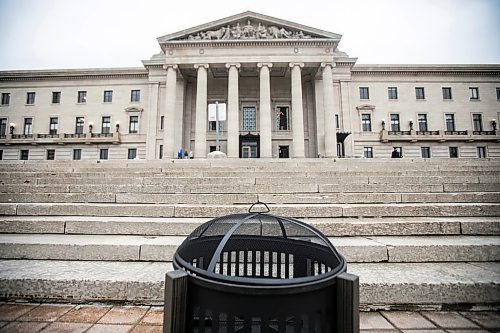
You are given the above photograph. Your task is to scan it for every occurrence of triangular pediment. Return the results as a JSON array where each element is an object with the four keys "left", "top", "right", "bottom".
[{"left": 157, "top": 11, "right": 341, "bottom": 43}]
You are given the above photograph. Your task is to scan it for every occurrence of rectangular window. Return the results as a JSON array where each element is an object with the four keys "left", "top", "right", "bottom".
[
  {"left": 75, "top": 117, "right": 84, "bottom": 134},
  {"left": 0, "top": 118, "right": 7, "bottom": 137},
  {"left": 421, "top": 147, "right": 431, "bottom": 158},
  {"left": 242, "top": 106, "right": 256, "bottom": 131},
  {"left": 361, "top": 114, "right": 372, "bottom": 132},
  {"left": 359, "top": 87, "right": 369, "bottom": 100},
  {"left": 77, "top": 91, "right": 87, "bottom": 103},
  {"left": 442, "top": 87, "right": 452, "bottom": 100},
  {"left": 101, "top": 116, "right": 111, "bottom": 134},
  {"left": 26, "top": 92, "right": 36, "bottom": 104},
  {"left": 276, "top": 106, "right": 289, "bottom": 130},
  {"left": 128, "top": 148, "right": 137, "bottom": 160},
  {"left": 24, "top": 118, "right": 33, "bottom": 135},
  {"left": 20, "top": 149, "right": 29, "bottom": 160},
  {"left": 129, "top": 116, "right": 139, "bottom": 133},
  {"left": 46, "top": 149, "right": 55, "bottom": 160},
  {"left": 472, "top": 114, "right": 483, "bottom": 132},
  {"left": 496, "top": 87, "right": 500, "bottom": 100},
  {"left": 52, "top": 92, "right": 61, "bottom": 104},
  {"left": 0, "top": 150, "right": 3, "bottom": 160},
  {"left": 388, "top": 87, "right": 398, "bottom": 100},
  {"left": 49, "top": 117, "right": 58, "bottom": 135},
  {"left": 415, "top": 87, "right": 425, "bottom": 100},
  {"left": 1, "top": 93, "right": 10, "bottom": 105},
  {"left": 73, "top": 149, "right": 82, "bottom": 160},
  {"left": 159, "top": 145, "right": 163, "bottom": 159},
  {"left": 103, "top": 90, "right": 113, "bottom": 103},
  {"left": 449, "top": 147, "right": 458, "bottom": 158},
  {"left": 469, "top": 87, "right": 479, "bottom": 100},
  {"left": 390, "top": 114, "right": 400, "bottom": 132},
  {"left": 392, "top": 147, "right": 402, "bottom": 158},
  {"left": 335, "top": 114, "right": 339, "bottom": 129},
  {"left": 477, "top": 146, "right": 487, "bottom": 158},
  {"left": 160, "top": 116, "right": 164, "bottom": 130},
  {"left": 363, "top": 147, "right": 373, "bottom": 158},
  {"left": 131, "top": 90, "right": 140, "bottom": 102},
  {"left": 445, "top": 114, "right": 455, "bottom": 132},
  {"left": 418, "top": 114, "right": 428, "bottom": 132},
  {"left": 99, "top": 148, "right": 108, "bottom": 160},
  {"left": 209, "top": 120, "right": 223, "bottom": 131}
]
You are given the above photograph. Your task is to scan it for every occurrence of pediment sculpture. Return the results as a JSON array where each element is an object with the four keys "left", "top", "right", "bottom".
[{"left": 184, "top": 20, "right": 312, "bottom": 41}]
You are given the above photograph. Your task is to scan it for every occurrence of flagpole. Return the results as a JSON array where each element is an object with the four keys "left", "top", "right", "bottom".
[{"left": 215, "top": 101, "right": 220, "bottom": 151}]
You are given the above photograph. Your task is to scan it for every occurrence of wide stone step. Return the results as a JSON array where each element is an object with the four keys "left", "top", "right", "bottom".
[
  {"left": 0, "top": 260, "right": 497, "bottom": 308},
  {"left": 2, "top": 202, "right": 499, "bottom": 218},
  {"left": 1, "top": 192, "right": 499, "bottom": 204},
  {"left": 0, "top": 234, "right": 498, "bottom": 263},
  {"left": 2, "top": 173, "right": 499, "bottom": 186},
  {"left": 1, "top": 216, "right": 498, "bottom": 236}
]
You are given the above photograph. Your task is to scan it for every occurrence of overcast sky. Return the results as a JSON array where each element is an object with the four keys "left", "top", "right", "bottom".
[{"left": 0, "top": 0, "right": 499, "bottom": 70}]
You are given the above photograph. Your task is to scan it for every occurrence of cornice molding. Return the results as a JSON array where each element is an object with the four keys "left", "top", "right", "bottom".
[
  {"left": 163, "top": 39, "right": 337, "bottom": 49},
  {"left": 352, "top": 65, "right": 500, "bottom": 77},
  {"left": 0, "top": 68, "right": 148, "bottom": 82}
]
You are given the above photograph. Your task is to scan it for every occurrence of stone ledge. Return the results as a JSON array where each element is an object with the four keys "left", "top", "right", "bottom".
[{"left": 0, "top": 260, "right": 498, "bottom": 306}]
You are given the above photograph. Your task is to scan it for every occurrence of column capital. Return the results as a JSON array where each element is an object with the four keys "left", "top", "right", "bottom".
[
  {"left": 194, "top": 64, "right": 209, "bottom": 70},
  {"left": 321, "top": 62, "right": 336, "bottom": 69},
  {"left": 225, "top": 63, "right": 241, "bottom": 69},
  {"left": 289, "top": 62, "right": 305, "bottom": 68},
  {"left": 257, "top": 62, "right": 273, "bottom": 68},
  {"left": 163, "top": 64, "right": 178, "bottom": 70}
]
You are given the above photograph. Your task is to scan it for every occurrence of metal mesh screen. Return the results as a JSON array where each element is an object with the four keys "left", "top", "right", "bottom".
[{"left": 174, "top": 210, "right": 344, "bottom": 286}]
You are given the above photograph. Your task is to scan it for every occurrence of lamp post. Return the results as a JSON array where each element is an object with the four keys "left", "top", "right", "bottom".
[{"left": 9, "top": 123, "right": 15, "bottom": 134}]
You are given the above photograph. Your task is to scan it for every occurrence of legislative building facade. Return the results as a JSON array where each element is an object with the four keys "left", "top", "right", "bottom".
[{"left": 1, "top": 11, "right": 499, "bottom": 160}]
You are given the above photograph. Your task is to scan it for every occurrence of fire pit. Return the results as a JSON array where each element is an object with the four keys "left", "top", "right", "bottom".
[{"left": 164, "top": 202, "right": 359, "bottom": 332}]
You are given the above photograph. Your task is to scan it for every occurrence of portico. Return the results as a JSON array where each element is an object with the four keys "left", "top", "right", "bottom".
[{"left": 143, "top": 11, "right": 356, "bottom": 159}]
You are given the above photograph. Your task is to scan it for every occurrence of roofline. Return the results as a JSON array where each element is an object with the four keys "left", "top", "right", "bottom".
[
  {"left": 0, "top": 67, "right": 148, "bottom": 81},
  {"left": 352, "top": 64, "right": 500, "bottom": 76}
]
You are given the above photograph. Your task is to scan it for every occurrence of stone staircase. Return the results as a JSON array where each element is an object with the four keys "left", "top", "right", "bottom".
[{"left": 0, "top": 158, "right": 499, "bottom": 310}]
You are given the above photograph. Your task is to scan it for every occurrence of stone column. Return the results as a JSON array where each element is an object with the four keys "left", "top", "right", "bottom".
[
  {"left": 146, "top": 82, "right": 159, "bottom": 160},
  {"left": 163, "top": 65, "right": 177, "bottom": 159},
  {"left": 226, "top": 63, "right": 240, "bottom": 158},
  {"left": 258, "top": 63, "right": 273, "bottom": 158},
  {"left": 194, "top": 64, "right": 209, "bottom": 158},
  {"left": 322, "top": 62, "right": 337, "bottom": 157},
  {"left": 290, "top": 62, "right": 305, "bottom": 158}
]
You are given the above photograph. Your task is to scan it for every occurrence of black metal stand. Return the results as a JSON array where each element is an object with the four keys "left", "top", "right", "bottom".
[{"left": 163, "top": 270, "right": 188, "bottom": 333}]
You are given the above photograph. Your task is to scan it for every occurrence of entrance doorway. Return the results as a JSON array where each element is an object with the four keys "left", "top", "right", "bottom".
[
  {"left": 279, "top": 145, "right": 289, "bottom": 158},
  {"left": 239, "top": 133, "right": 260, "bottom": 158}
]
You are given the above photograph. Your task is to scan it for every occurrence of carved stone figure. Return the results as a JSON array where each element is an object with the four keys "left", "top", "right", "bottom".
[
  {"left": 203, "top": 27, "right": 226, "bottom": 40},
  {"left": 180, "top": 21, "right": 312, "bottom": 41}
]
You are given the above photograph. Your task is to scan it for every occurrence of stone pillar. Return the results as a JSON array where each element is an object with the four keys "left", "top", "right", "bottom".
[
  {"left": 258, "top": 63, "right": 273, "bottom": 158},
  {"left": 163, "top": 65, "right": 177, "bottom": 159},
  {"left": 290, "top": 62, "right": 305, "bottom": 158},
  {"left": 226, "top": 63, "right": 241, "bottom": 158},
  {"left": 322, "top": 62, "right": 337, "bottom": 158},
  {"left": 194, "top": 64, "right": 209, "bottom": 158},
  {"left": 146, "top": 82, "right": 159, "bottom": 160}
]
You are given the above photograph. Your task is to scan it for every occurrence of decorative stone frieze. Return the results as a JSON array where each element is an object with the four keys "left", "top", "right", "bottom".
[{"left": 182, "top": 20, "right": 312, "bottom": 41}]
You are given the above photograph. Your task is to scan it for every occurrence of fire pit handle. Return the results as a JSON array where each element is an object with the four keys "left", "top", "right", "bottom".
[{"left": 248, "top": 201, "right": 270, "bottom": 213}]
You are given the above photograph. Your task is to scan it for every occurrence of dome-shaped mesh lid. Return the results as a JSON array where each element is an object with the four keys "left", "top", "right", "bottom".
[{"left": 174, "top": 202, "right": 346, "bottom": 286}]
